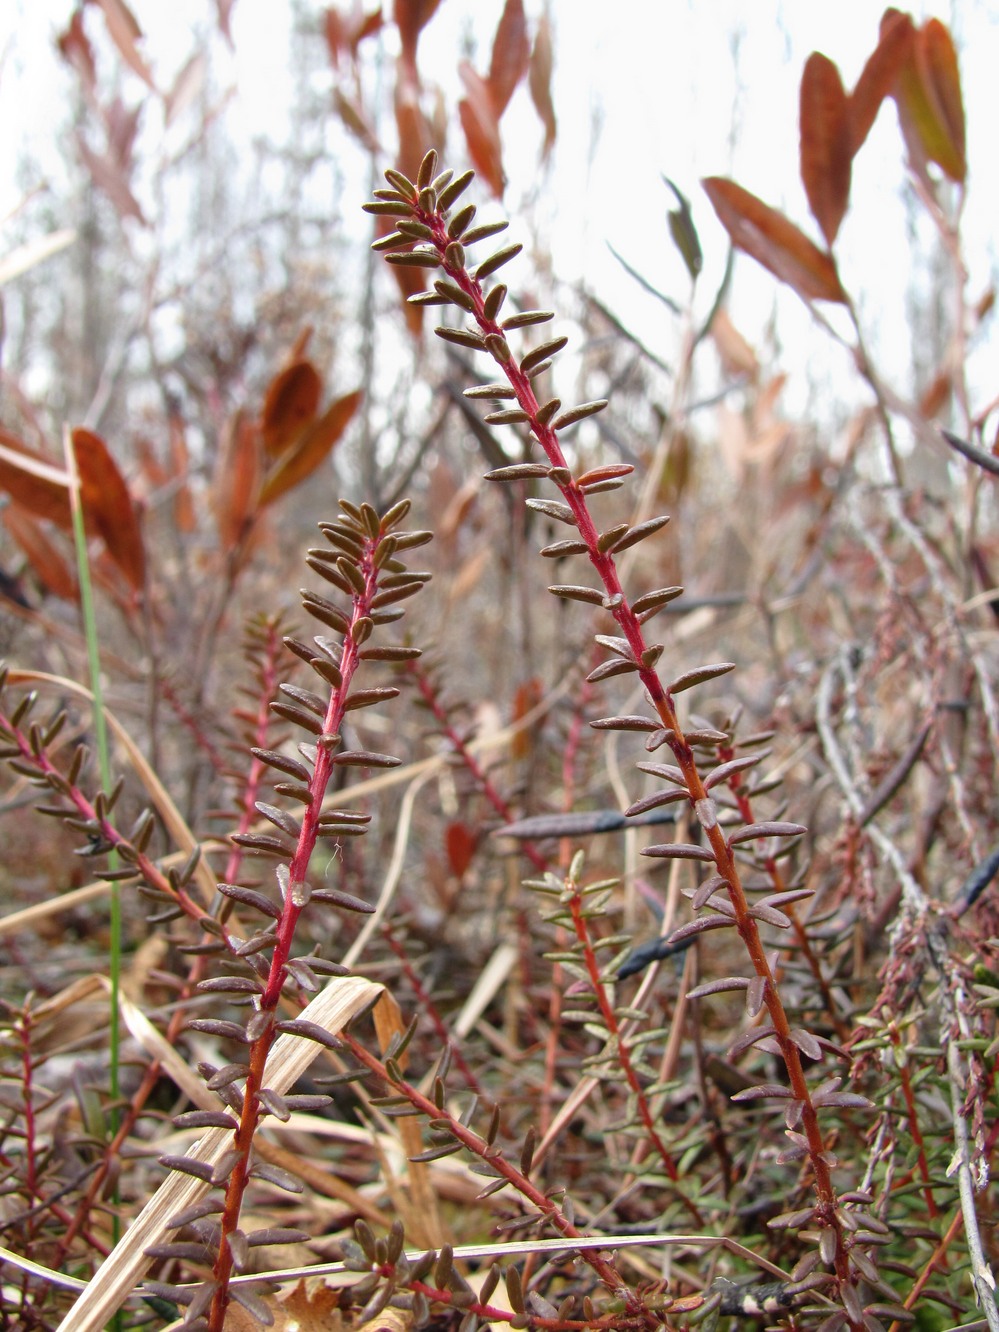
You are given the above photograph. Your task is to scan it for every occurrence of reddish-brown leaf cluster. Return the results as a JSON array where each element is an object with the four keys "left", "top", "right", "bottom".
[{"left": 703, "top": 8, "right": 966, "bottom": 305}]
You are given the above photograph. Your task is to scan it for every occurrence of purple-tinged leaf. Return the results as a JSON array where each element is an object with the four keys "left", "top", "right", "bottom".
[
  {"left": 729, "top": 821, "right": 807, "bottom": 845},
  {"left": 669, "top": 662, "right": 736, "bottom": 694},
  {"left": 273, "top": 1018, "right": 343, "bottom": 1050},
  {"left": 664, "top": 915, "right": 734, "bottom": 947},
  {"left": 691, "top": 874, "right": 730, "bottom": 909},
  {"left": 686, "top": 976, "right": 751, "bottom": 999},
  {"left": 160, "top": 1155, "right": 215, "bottom": 1182},
  {"left": 590, "top": 715, "right": 659, "bottom": 732},
  {"left": 642, "top": 842, "right": 715, "bottom": 862},
  {"left": 172, "top": 1110, "right": 238, "bottom": 1131},
  {"left": 731, "top": 1083, "right": 795, "bottom": 1101},
  {"left": 729, "top": 1025, "right": 776, "bottom": 1057}
]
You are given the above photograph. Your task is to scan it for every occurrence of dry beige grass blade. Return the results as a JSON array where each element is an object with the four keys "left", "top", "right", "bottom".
[
  {"left": 6, "top": 668, "right": 217, "bottom": 907},
  {"left": 56, "top": 975, "right": 381, "bottom": 1332}
]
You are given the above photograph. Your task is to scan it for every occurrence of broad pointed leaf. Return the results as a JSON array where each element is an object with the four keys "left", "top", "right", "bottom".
[
  {"left": 261, "top": 359, "right": 322, "bottom": 455},
  {"left": 488, "top": 0, "right": 529, "bottom": 116},
  {"left": 395, "top": 0, "right": 443, "bottom": 67},
  {"left": 213, "top": 411, "right": 261, "bottom": 549},
  {"left": 528, "top": 16, "right": 556, "bottom": 158},
  {"left": 258, "top": 389, "right": 362, "bottom": 506},
  {"left": 72, "top": 428, "right": 146, "bottom": 591},
  {"left": 799, "top": 53, "right": 851, "bottom": 246},
  {"left": 895, "top": 18, "right": 966, "bottom": 183},
  {"left": 702, "top": 177, "right": 846, "bottom": 304},
  {"left": 2, "top": 504, "right": 77, "bottom": 601},
  {"left": 458, "top": 62, "right": 504, "bottom": 197},
  {"left": 92, "top": 0, "right": 155, "bottom": 88},
  {"left": 848, "top": 9, "right": 913, "bottom": 154},
  {"left": 0, "top": 429, "right": 73, "bottom": 527}
]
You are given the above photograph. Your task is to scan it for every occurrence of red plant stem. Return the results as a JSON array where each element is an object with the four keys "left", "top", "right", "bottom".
[
  {"left": 381, "top": 922, "right": 483, "bottom": 1096},
  {"left": 341, "top": 1034, "right": 661, "bottom": 1328},
  {"left": 207, "top": 527, "right": 385, "bottom": 1332},
  {"left": 53, "top": 632, "right": 289, "bottom": 1267},
  {"left": 565, "top": 877, "right": 689, "bottom": 1201},
  {"left": 887, "top": 1022, "right": 937, "bottom": 1218},
  {"left": 724, "top": 753, "right": 850, "bottom": 1041},
  {"left": 374, "top": 1268, "right": 688, "bottom": 1330},
  {"left": 406, "top": 190, "right": 856, "bottom": 1295},
  {"left": 407, "top": 659, "right": 548, "bottom": 873}
]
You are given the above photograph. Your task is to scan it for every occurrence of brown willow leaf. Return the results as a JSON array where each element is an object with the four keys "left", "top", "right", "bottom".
[
  {"left": 459, "top": 62, "right": 504, "bottom": 197},
  {"left": 75, "top": 136, "right": 146, "bottom": 226},
  {"left": 261, "top": 359, "right": 322, "bottom": 456},
  {"left": 395, "top": 0, "right": 444, "bottom": 67},
  {"left": 528, "top": 15, "right": 556, "bottom": 158},
  {"left": 57, "top": 11, "right": 98, "bottom": 96},
  {"left": 0, "top": 429, "right": 73, "bottom": 527},
  {"left": 702, "top": 177, "right": 846, "bottom": 304},
  {"left": 259, "top": 389, "right": 362, "bottom": 506},
  {"left": 2, "top": 505, "right": 77, "bottom": 601},
  {"left": 799, "top": 52, "right": 851, "bottom": 246},
  {"left": 73, "top": 428, "right": 146, "bottom": 591},
  {"left": 892, "top": 16, "right": 965, "bottom": 183},
  {"left": 92, "top": 0, "right": 155, "bottom": 88},
  {"left": 488, "top": 0, "right": 529, "bottom": 116},
  {"left": 446, "top": 821, "right": 477, "bottom": 876},
  {"left": 213, "top": 411, "right": 261, "bottom": 550},
  {"left": 848, "top": 8, "right": 913, "bottom": 154},
  {"left": 164, "top": 51, "right": 206, "bottom": 127}
]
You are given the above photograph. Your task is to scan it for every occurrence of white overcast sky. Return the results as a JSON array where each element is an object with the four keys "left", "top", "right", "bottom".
[{"left": 2, "top": 0, "right": 997, "bottom": 428}]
